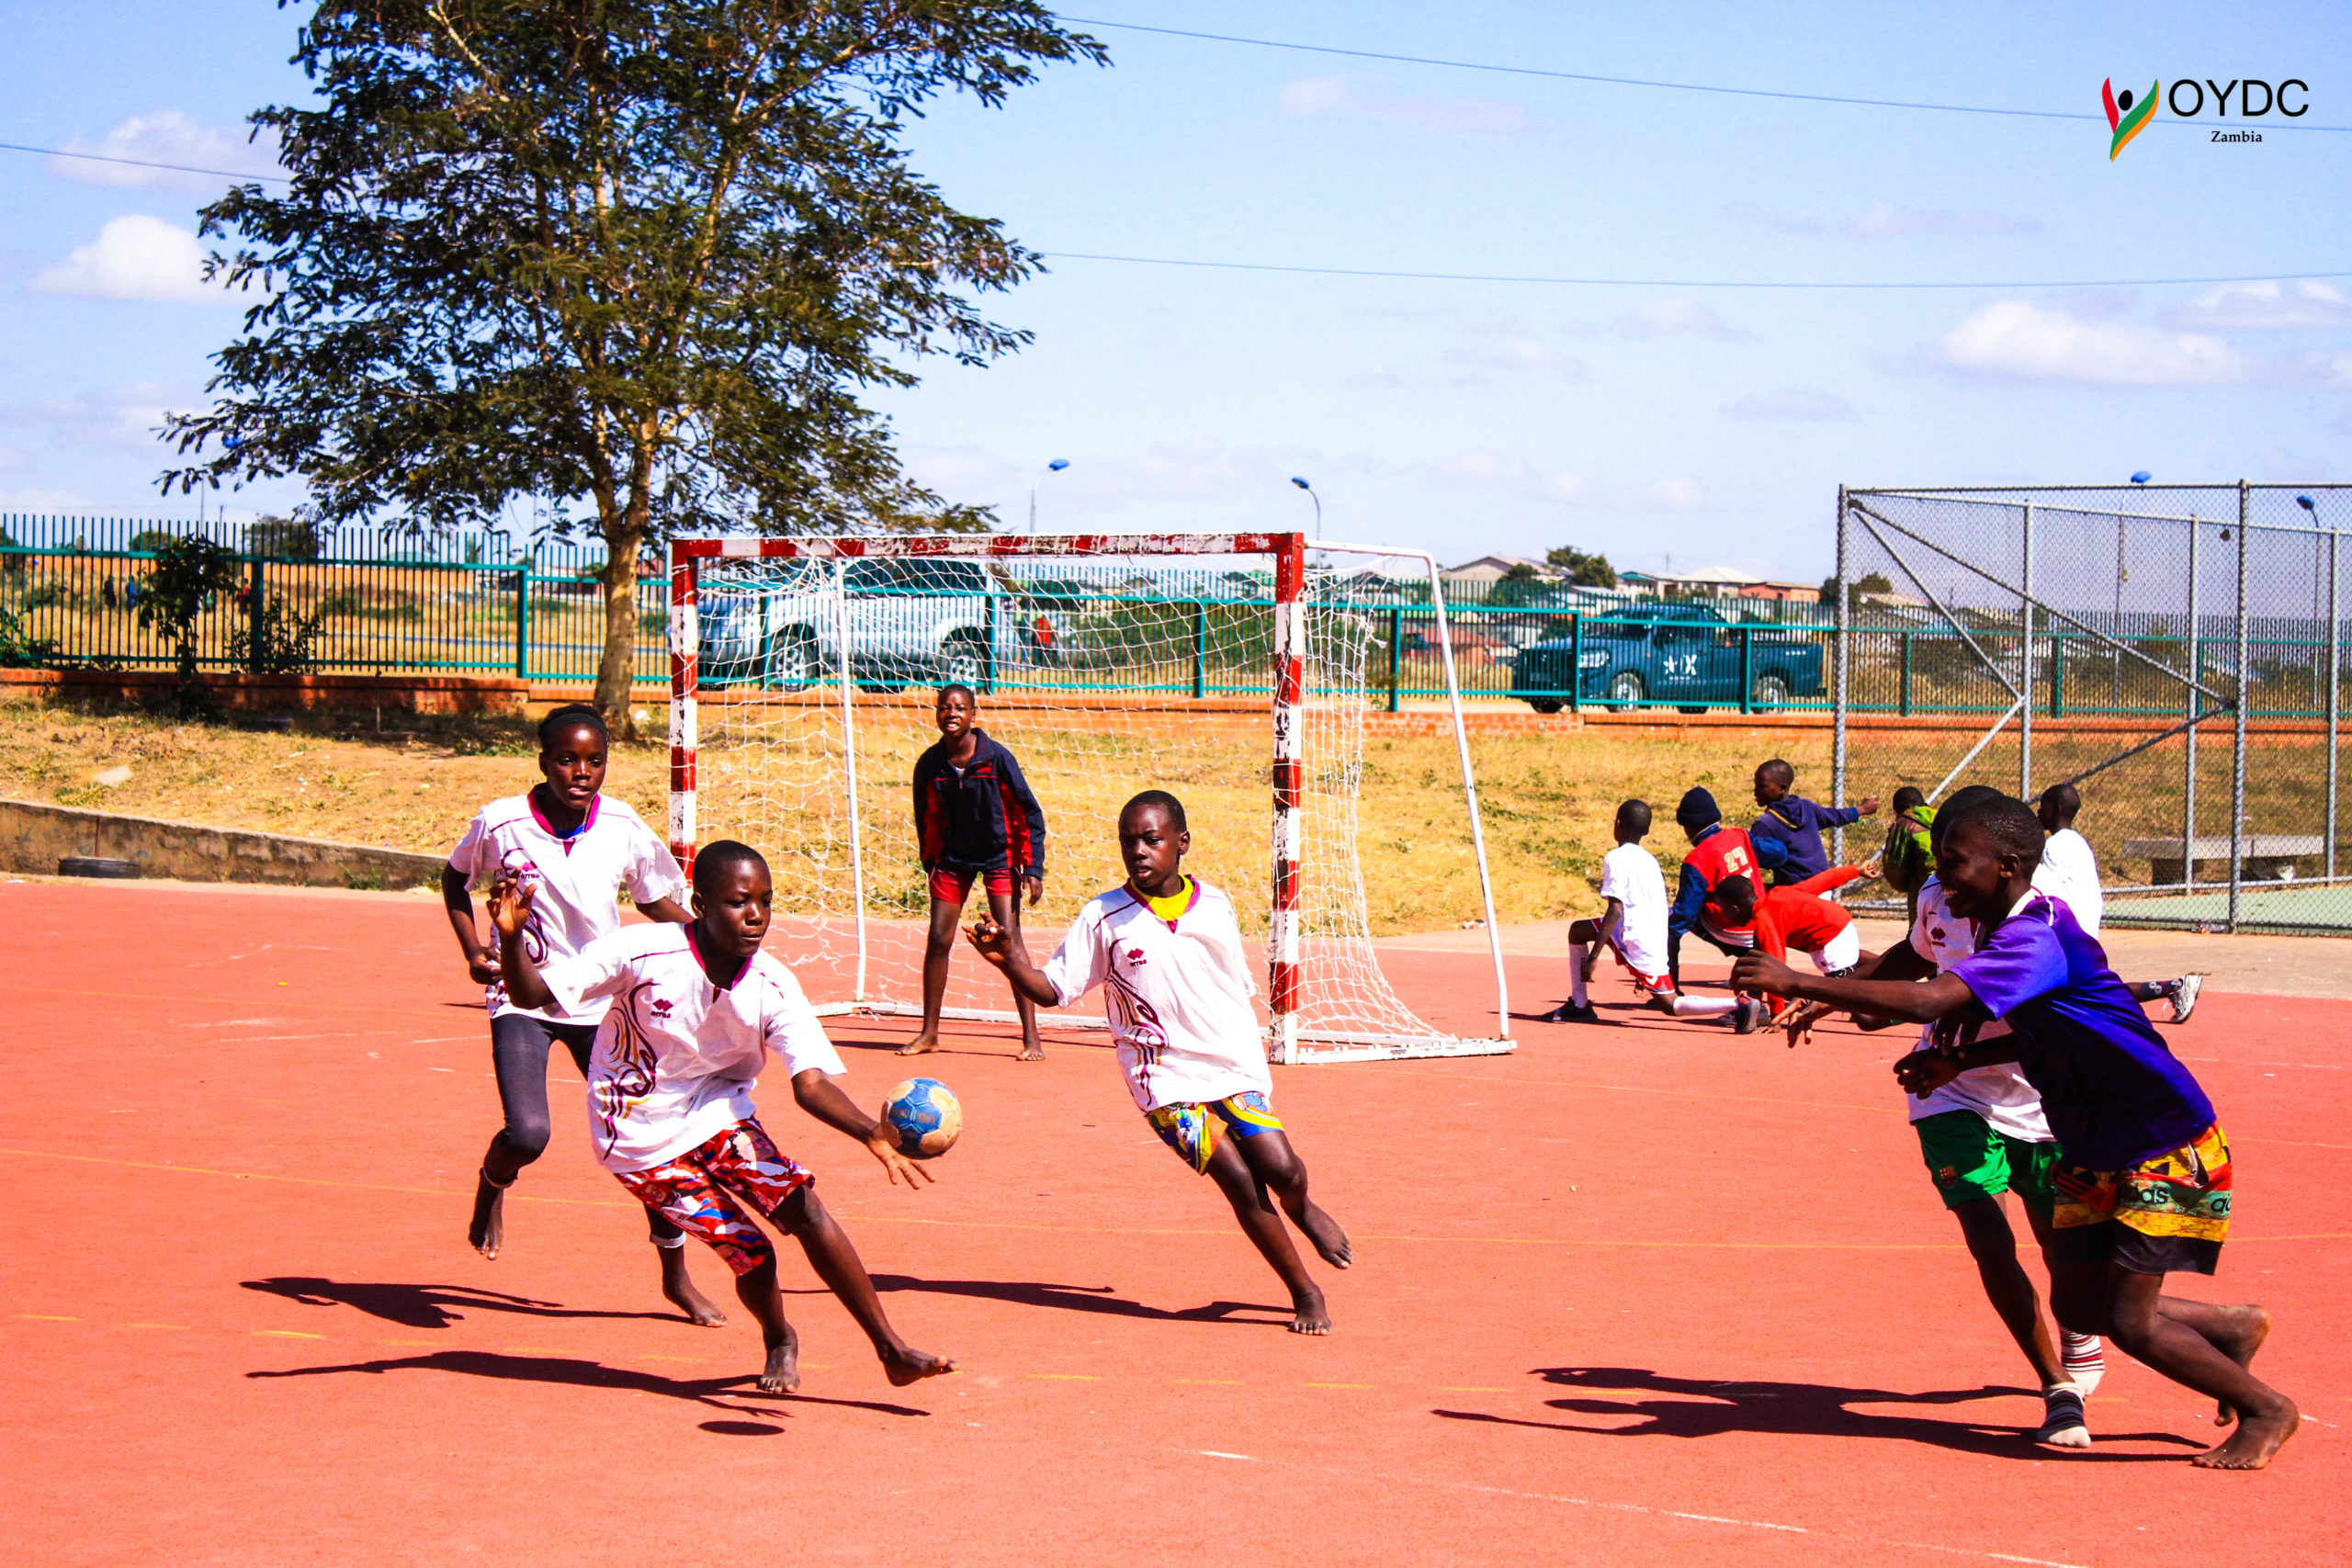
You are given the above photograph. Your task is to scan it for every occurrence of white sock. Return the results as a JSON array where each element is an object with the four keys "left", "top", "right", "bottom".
[
  {"left": 1570, "top": 948, "right": 1590, "bottom": 1008},
  {"left": 1671, "top": 995, "right": 1739, "bottom": 1020}
]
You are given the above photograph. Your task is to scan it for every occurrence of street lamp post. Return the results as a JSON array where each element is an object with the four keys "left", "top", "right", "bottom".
[
  {"left": 1027, "top": 458, "right": 1070, "bottom": 534},
  {"left": 1290, "top": 476, "right": 1320, "bottom": 540},
  {"left": 2302, "top": 493, "right": 2338, "bottom": 883}
]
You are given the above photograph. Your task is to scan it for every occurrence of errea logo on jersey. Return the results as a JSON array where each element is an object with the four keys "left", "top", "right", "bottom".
[{"left": 2103, "top": 75, "right": 2312, "bottom": 158}]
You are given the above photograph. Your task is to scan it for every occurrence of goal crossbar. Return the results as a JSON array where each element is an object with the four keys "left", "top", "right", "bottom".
[{"left": 667, "top": 530, "right": 1511, "bottom": 1064}]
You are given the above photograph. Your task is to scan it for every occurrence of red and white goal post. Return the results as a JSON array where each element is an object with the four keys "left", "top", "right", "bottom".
[{"left": 666, "top": 531, "right": 1511, "bottom": 1064}]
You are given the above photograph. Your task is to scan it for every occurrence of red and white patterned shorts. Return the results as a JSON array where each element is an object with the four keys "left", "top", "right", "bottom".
[{"left": 614, "top": 1119, "right": 813, "bottom": 1276}]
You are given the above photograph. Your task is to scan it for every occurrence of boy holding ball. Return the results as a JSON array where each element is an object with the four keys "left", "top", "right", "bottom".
[
  {"left": 967, "top": 791, "right": 1353, "bottom": 1334},
  {"left": 490, "top": 839, "right": 955, "bottom": 1394}
]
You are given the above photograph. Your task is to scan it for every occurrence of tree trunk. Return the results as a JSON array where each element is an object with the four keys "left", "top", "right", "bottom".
[{"left": 593, "top": 505, "right": 647, "bottom": 741}]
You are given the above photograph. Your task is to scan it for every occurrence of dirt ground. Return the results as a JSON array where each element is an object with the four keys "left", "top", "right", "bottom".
[{"left": 1, "top": 699, "right": 1846, "bottom": 934}]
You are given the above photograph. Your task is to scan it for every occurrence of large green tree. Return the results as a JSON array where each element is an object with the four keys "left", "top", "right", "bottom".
[{"left": 165, "top": 0, "right": 1102, "bottom": 733}]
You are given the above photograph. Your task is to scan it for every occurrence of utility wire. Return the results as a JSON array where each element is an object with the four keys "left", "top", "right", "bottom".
[
  {"left": 0, "top": 140, "right": 288, "bottom": 183},
  {"left": 11, "top": 140, "right": 2340, "bottom": 293},
  {"left": 1065, "top": 17, "right": 2352, "bottom": 133},
  {"left": 1042, "top": 251, "right": 2352, "bottom": 291}
]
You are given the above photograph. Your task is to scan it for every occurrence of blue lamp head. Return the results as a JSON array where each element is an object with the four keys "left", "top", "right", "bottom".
[
  {"left": 1291, "top": 476, "right": 1311, "bottom": 491},
  {"left": 2129, "top": 471, "right": 2152, "bottom": 484},
  {"left": 1047, "top": 458, "right": 1069, "bottom": 472},
  {"left": 2297, "top": 494, "right": 2316, "bottom": 513}
]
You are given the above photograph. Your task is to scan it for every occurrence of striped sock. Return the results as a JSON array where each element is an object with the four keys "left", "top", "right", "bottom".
[{"left": 2061, "top": 1332, "right": 2105, "bottom": 1393}]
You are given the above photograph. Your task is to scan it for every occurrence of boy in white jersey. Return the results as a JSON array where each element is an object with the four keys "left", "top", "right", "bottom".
[
  {"left": 441, "top": 704, "right": 721, "bottom": 1326},
  {"left": 489, "top": 839, "right": 955, "bottom": 1395},
  {"left": 967, "top": 791, "right": 1353, "bottom": 1335},
  {"left": 2036, "top": 783, "right": 2201, "bottom": 1021},
  {"left": 1544, "top": 798, "right": 1675, "bottom": 1023}
]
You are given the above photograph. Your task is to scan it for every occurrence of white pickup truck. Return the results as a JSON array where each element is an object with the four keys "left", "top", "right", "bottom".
[{"left": 695, "top": 556, "right": 1072, "bottom": 693}]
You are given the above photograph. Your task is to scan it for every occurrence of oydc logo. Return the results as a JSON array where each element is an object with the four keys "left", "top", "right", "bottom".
[{"left": 2103, "top": 75, "right": 2312, "bottom": 158}]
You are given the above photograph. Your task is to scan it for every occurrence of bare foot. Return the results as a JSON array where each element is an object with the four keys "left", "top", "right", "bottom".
[
  {"left": 757, "top": 1329, "right": 801, "bottom": 1394},
  {"left": 658, "top": 1248, "right": 728, "bottom": 1326},
  {"left": 1297, "top": 1203, "right": 1352, "bottom": 1269},
  {"left": 469, "top": 1173, "right": 506, "bottom": 1259},
  {"left": 2194, "top": 1401, "right": 2299, "bottom": 1469},
  {"left": 881, "top": 1345, "right": 956, "bottom": 1386},
  {"left": 2207, "top": 1303, "right": 2273, "bottom": 1426},
  {"left": 1018, "top": 1041, "right": 1046, "bottom": 1061},
  {"left": 1289, "top": 1284, "right": 1331, "bottom": 1336},
  {"left": 896, "top": 1033, "right": 940, "bottom": 1057}
]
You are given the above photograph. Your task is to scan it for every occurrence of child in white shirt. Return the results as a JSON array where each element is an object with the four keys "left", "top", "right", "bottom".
[
  {"left": 967, "top": 790, "right": 1353, "bottom": 1335},
  {"left": 442, "top": 703, "right": 719, "bottom": 1326},
  {"left": 1544, "top": 799, "right": 1674, "bottom": 1023},
  {"left": 492, "top": 839, "right": 954, "bottom": 1396}
]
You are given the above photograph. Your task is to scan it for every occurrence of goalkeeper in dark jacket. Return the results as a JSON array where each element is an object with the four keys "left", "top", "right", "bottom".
[{"left": 900, "top": 682, "right": 1050, "bottom": 1060}]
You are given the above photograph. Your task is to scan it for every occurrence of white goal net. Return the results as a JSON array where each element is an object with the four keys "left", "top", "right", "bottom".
[{"left": 668, "top": 532, "right": 1510, "bottom": 1063}]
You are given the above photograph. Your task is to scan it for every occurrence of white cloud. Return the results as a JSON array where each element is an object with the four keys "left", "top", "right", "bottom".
[
  {"left": 0, "top": 485, "right": 94, "bottom": 510},
  {"left": 47, "top": 111, "right": 280, "bottom": 190},
  {"left": 1726, "top": 200, "right": 2040, "bottom": 239},
  {"left": 2, "top": 380, "right": 183, "bottom": 454},
  {"left": 1440, "top": 322, "right": 1589, "bottom": 378},
  {"left": 1720, "top": 388, "right": 1858, "bottom": 421},
  {"left": 1423, "top": 450, "right": 1695, "bottom": 511},
  {"left": 1939, "top": 299, "right": 2253, "bottom": 387},
  {"left": 29, "top": 216, "right": 239, "bottom": 303},
  {"left": 1612, "top": 298, "right": 1748, "bottom": 341},
  {"left": 1279, "top": 74, "right": 1538, "bottom": 138},
  {"left": 2166, "top": 280, "right": 2352, "bottom": 332}
]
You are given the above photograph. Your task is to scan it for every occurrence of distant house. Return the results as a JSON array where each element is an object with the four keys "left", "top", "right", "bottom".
[
  {"left": 1620, "top": 566, "right": 1760, "bottom": 601},
  {"left": 1441, "top": 554, "right": 1555, "bottom": 585},
  {"left": 1737, "top": 581, "right": 1822, "bottom": 604}
]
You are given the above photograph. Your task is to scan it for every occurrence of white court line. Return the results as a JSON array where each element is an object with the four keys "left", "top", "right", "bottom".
[{"left": 1175, "top": 1450, "right": 2089, "bottom": 1568}]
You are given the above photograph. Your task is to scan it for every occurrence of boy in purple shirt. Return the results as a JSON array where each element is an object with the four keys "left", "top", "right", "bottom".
[
  {"left": 1749, "top": 758, "right": 1877, "bottom": 886},
  {"left": 1732, "top": 793, "right": 2297, "bottom": 1471}
]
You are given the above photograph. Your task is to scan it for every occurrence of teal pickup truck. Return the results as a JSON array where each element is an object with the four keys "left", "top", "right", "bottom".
[{"left": 1508, "top": 604, "right": 1826, "bottom": 714}]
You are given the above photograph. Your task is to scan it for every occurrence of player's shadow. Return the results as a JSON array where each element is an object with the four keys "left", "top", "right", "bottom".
[
  {"left": 868, "top": 1272, "right": 1288, "bottom": 1326},
  {"left": 248, "top": 1349, "right": 930, "bottom": 1419},
  {"left": 1433, "top": 1366, "right": 2203, "bottom": 1461},
  {"left": 241, "top": 1276, "right": 684, "bottom": 1330}
]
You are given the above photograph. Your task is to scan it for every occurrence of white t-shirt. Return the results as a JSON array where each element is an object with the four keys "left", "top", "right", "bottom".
[
  {"left": 1040, "top": 878, "right": 1271, "bottom": 1113},
  {"left": 1905, "top": 878, "right": 2051, "bottom": 1142},
  {"left": 1598, "top": 841, "right": 1669, "bottom": 978},
  {"left": 537, "top": 923, "right": 847, "bottom": 1172},
  {"left": 449, "top": 792, "right": 687, "bottom": 1024},
  {"left": 2037, "top": 828, "right": 2104, "bottom": 936}
]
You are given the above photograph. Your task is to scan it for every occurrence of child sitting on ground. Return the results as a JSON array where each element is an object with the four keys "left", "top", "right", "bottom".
[
  {"left": 1732, "top": 794, "right": 2296, "bottom": 1470},
  {"left": 1750, "top": 758, "right": 1878, "bottom": 886},
  {"left": 1708, "top": 871, "right": 1869, "bottom": 1025},
  {"left": 1543, "top": 798, "right": 1674, "bottom": 1024},
  {"left": 490, "top": 840, "right": 955, "bottom": 1395},
  {"left": 966, "top": 790, "right": 1353, "bottom": 1334}
]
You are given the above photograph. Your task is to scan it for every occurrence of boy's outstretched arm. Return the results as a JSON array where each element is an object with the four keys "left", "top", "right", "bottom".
[
  {"left": 966, "top": 917, "right": 1060, "bottom": 1008},
  {"left": 488, "top": 876, "right": 558, "bottom": 1010},
  {"left": 1730, "top": 951, "right": 1975, "bottom": 1024},
  {"left": 790, "top": 1070, "right": 935, "bottom": 1189}
]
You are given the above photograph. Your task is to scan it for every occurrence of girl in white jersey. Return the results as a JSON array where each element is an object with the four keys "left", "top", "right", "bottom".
[
  {"left": 440, "top": 704, "right": 722, "bottom": 1326},
  {"left": 967, "top": 790, "right": 1353, "bottom": 1335}
]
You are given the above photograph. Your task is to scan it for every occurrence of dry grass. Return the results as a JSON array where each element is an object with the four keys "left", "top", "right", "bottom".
[{"left": 0, "top": 698, "right": 1843, "bottom": 934}]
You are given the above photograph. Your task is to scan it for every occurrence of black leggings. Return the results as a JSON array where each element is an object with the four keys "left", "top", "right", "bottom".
[{"left": 483, "top": 1012, "right": 677, "bottom": 1242}]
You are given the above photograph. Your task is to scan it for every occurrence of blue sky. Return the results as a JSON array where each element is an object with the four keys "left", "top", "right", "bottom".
[{"left": 3, "top": 1, "right": 2347, "bottom": 582}]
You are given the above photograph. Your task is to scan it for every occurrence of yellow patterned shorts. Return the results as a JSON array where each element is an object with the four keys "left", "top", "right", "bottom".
[
  {"left": 1145, "top": 1092, "right": 1283, "bottom": 1174},
  {"left": 2050, "top": 1123, "right": 2231, "bottom": 1277}
]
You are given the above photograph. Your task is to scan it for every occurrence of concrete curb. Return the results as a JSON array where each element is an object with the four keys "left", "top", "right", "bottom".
[{"left": 0, "top": 797, "right": 447, "bottom": 890}]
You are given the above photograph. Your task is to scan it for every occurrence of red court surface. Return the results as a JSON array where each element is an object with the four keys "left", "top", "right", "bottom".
[{"left": 4, "top": 880, "right": 2347, "bottom": 1566}]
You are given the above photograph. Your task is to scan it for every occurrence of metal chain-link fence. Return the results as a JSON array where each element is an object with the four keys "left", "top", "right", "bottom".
[{"left": 1831, "top": 483, "right": 2347, "bottom": 933}]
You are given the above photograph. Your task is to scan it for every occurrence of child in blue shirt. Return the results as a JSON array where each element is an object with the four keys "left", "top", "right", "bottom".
[
  {"left": 1731, "top": 792, "right": 2297, "bottom": 1471},
  {"left": 1749, "top": 758, "right": 1877, "bottom": 886}
]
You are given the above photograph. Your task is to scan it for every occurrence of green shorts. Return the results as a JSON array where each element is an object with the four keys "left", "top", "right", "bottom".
[{"left": 1914, "top": 1110, "right": 2059, "bottom": 1213}]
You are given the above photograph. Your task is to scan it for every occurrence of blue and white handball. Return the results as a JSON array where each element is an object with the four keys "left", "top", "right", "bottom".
[{"left": 881, "top": 1077, "right": 963, "bottom": 1159}]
